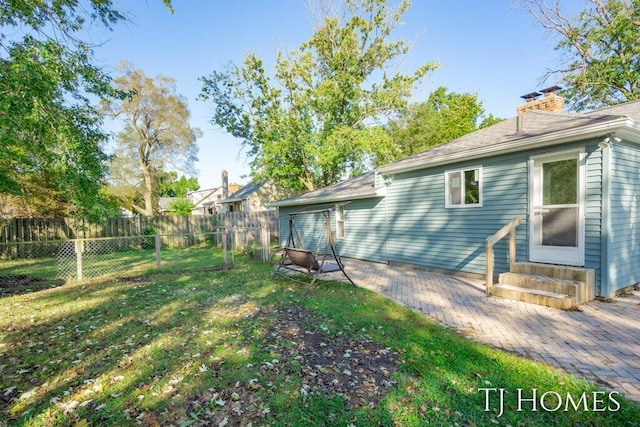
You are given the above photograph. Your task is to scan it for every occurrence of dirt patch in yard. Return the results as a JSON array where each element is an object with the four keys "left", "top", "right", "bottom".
[
  {"left": 264, "top": 306, "right": 399, "bottom": 406},
  {"left": 0, "top": 275, "right": 64, "bottom": 297},
  {"left": 179, "top": 306, "right": 399, "bottom": 426}
]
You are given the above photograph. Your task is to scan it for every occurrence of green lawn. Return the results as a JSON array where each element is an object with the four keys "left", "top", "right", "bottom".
[{"left": 1, "top": 249, "right": 639, "bottom": 426}]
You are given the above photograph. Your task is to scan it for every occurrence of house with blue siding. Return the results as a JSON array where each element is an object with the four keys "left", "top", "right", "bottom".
[{"left": 272, "top": 91, "right": 640, "bottom": 308}]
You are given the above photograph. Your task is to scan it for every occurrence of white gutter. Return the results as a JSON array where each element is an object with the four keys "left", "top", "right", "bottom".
[{"left": 379, "top": 118, "right": 640, "bottom": 175}]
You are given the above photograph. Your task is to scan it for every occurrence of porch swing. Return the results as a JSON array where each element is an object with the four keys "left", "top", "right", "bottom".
[{"left": 272, "top": 207, "right": 356, "bottom": 289}]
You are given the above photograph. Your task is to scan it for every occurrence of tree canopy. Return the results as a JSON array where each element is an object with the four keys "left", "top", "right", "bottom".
[
  {"left": 387, "top": 87, "right": 503, "bottom": 158},
  {"left": 103, "top": 62, "right": 201, "bottom": 216},
  {"left": 159, "top": 173, "right": 200, "bottom": 198},
  {"left": 0, "top": 1, "right": 122, "bottom": 218},
  {"left": 0, "top": 0, "right": 174, "bottom": 218},
  {"left": 200, "top": 0, "right": 438, "bottom": 191},
  {"left": 167, "top": 198, "right": 194, "bottom": 216},
  {"left": 523, "top": 0, "right": 640, "bottom": 111}
]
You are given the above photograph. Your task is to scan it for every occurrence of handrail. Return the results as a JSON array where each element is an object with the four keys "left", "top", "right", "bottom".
[{"left": 485, "top": 216, "right": 523, "bottom": 295}]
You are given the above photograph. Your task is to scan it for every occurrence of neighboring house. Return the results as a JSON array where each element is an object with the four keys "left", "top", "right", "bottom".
[
  {"left": 187, "top": 184, "right": 240, "bottom": 215},
  {"left": 160, "top": 171, "right": 241, "bottom": 216},
  {"left": 272, "top": 89, "right": 640, "bottom": 306},
  {"left": 220, "top": 182, "right": 281, "bottom": 213},
  {"left": 189, "top": 170, "right": 241, "bottom": 215}
]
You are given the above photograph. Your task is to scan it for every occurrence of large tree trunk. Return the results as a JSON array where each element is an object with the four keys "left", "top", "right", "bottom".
[
  {"left": 138, "top": 142, "right": 154, "bottom": 216},
  {"left": 141, "top": 163, "right": 154, "bottom": 216}
]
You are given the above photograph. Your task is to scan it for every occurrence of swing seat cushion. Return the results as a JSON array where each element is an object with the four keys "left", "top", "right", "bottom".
[
  {"left": 284, "top": 247, "right": 320, "bottom": 270},
  {"left": 284, "top": 247, "right": 341, "bottom": 272}
]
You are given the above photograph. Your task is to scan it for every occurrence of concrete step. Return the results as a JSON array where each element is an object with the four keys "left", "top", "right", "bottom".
[
  {"left": 509, "top": 262, "right": 595, "bottom": 305},
  {"left": 511, "top": 262, "right": 593, "bottom": 283},
  {"left": 498, "top": 272, "right": 582, "bottom": 297},
  {"left": 490, "top": 284, "right": 575, "bottom": 310}
]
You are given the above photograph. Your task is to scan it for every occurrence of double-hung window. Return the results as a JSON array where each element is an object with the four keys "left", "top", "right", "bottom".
[{"left": 445, "top": 167, "right": 482, "bottom": 208}]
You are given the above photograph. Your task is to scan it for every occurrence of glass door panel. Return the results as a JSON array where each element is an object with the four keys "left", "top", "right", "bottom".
[{"left": 530, "top": 151, "right": 584, "bottom": 266}]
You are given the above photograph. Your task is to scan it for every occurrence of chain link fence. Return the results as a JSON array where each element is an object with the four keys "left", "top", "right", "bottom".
[{"left": 1, "top": 227, "right": 276, "bottom": 283}]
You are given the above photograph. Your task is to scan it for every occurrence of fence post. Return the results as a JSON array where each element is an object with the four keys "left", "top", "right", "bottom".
[
  {"left": 155, "top": 234, "right": 161, "bottom": 271},
  {"left": 234, "top": 227, "right": 241, "bottom": 252},
  {"left": 75, "top": 239, "right": 83, "bottom": 282},
  {"left": 222, "top": 230, "right": 228, "bottom": 267},
  {"left": 261, "top": 226, "right": 270, "bottom": 263}
]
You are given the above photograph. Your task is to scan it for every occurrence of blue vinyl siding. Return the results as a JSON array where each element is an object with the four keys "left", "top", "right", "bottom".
[
  {"left": 277, "top": 140, "right": 614, "bottom": 294},
  {"left": 279, "top": 207, "right": 328, "bottom": 253},
  {"left": 278, "top": 198, "right": 387, "bottom": 263},
  {"left": 385, "top": 142, "right": 604, "bottom": 281},
  {"left": 385, "top": 153, "right": 529, "bottom": 276},
  {"left": 335, "top": 198, "right": 387, "bottom": 262},
  {"left": 606, "top": 140, "right": 640, "bottom": 295}
]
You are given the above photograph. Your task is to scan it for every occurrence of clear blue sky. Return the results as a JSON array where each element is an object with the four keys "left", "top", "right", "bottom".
[{"left": 90, "top": 0, "right": 567, "bottom": 190}]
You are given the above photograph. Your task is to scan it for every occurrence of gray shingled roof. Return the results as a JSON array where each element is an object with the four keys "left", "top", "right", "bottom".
[
  {"left": 270, "top": 171, "right": 378, "bottom": 207},
  {"left": 221, "top": 182, "right": 265, "bottom": 204},
  {"left": 272, "top": 100, "right": 640, "bottom": 206},
  {"left": 380, "top": 101, "right": 640, "bottom": 174}
]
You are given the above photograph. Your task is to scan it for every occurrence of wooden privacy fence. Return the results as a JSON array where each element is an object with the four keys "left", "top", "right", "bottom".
[{"left": 0, "top": 212, "right": 279, "bottom": 243}]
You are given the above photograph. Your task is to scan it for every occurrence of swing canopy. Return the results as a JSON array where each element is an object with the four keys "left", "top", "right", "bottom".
[{"left": 272, "top": 207, "right": 356, "bottom": 288}]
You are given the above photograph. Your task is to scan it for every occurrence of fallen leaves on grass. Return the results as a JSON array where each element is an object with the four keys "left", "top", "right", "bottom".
[
  {"left": 182, "top": 306, "right": 399, "bottom": 425},
  {"left": 266, "top": 306, "right": 398, "bottom": 408}
]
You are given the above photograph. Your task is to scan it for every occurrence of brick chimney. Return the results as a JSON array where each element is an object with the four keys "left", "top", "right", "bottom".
[
  {"left": 222, "top": 170, "right": 229, "bottom": 198},
  {"left": 517, "top": 86, "right": 564, "bottom": 115}
]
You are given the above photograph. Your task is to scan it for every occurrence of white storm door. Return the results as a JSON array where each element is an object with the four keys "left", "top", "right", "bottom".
[{"left": 529, "top": 150, "right": 585, "bottom": 266}]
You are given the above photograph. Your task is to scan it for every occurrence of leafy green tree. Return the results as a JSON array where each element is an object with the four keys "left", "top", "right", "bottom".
[
  {"left": 167, "top": 198, "right": 194, "bottom": 216},
  {"left": 103, "top": 62, "right": 202, "bottom": 216},
  {"left": 200, "top": 0, "right": 438, "bottom": 191},
  {"left": 479, "top": 114, "right": 504, "bottom": 129},
  {"left": 158, "top": 172, "right": 200, "bottom": 197},
  {"left": 387, "top": 87, "right": 502, "bottom": 157},
  {"left": 0, "top": 3, "right": 119, "bottom": 218},
  {"left": 523, "top": 0, "right": 640, "bottom": 111},
  {"left": 0, "top": 0, "right": 174, "bottom": 218}
]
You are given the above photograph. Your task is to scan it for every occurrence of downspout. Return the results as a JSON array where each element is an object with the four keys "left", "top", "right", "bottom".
[
  {"left": 600, "top": 140, "right": 611, "bottom": 297},
  {"left": 384, "top": 192, "right": 388, "bottom": 263},
  {"left": 382, "top": 174, "right": 394, "bottom": 264}
]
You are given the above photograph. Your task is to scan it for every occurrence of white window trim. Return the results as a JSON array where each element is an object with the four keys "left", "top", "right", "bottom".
[
  {"left": 335, "top": 203, "right": 345, "bottom": 238},
  {"left": 444, "top": 166, "right": 483, "bottom": 208}
]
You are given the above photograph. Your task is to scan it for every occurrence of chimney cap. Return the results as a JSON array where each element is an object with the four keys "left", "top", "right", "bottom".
[
  {"left": 540, "top": 85, "right": 561, "bottom": 94},
  {"left": 520, "top": 91, "right": 542, "bottom": 101}
]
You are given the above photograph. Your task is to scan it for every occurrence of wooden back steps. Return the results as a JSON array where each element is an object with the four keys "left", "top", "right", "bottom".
[{"left": 489, "top": 262, "right": 595, "bottom": 309}]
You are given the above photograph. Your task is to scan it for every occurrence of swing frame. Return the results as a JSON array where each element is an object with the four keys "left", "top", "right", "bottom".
[{"left": 272, "top": 207, "right": 356, "bottom": 289}]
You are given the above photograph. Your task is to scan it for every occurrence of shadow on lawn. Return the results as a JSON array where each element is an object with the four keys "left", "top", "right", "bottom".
[
  {"left": 0, "top": 266, "right": 244, "bottom": 424},
  {"left": 1, "top": 265, "right": 639, "bottom": 426}
]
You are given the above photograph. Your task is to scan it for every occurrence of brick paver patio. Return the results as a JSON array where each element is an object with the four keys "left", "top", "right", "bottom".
[{"left": 335, "top": 259, "right": 640, "bottom": 402}]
